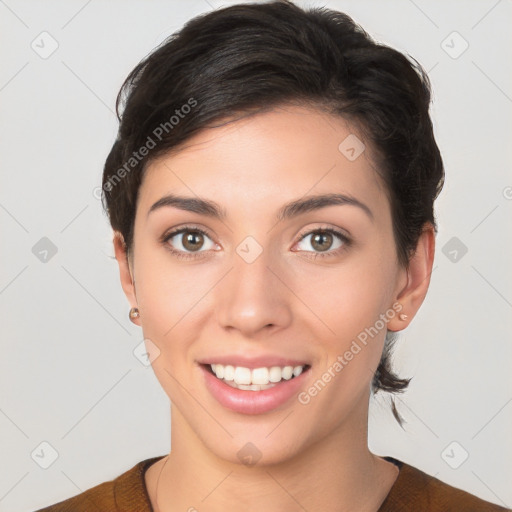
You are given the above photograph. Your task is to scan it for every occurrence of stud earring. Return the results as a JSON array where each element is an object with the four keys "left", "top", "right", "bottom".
[
  {"left": 399, "top": 313, "right": 408, "bottom": 321},
  {"left": 129, "top": 307, "right": 140, "bottom": 322}
]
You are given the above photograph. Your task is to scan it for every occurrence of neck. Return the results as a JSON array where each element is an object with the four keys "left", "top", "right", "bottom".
[{"left": 150, "top": 400, "right": 398, "bottom": 512}]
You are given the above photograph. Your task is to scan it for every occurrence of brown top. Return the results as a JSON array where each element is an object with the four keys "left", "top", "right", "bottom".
[{"left": 35, "top": 455, "right": 510, "bottom": 512}]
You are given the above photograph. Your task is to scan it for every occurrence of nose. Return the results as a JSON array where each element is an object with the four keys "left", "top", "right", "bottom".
[{"left": 215, "top": 248, "right": 292, "bottom": 338}]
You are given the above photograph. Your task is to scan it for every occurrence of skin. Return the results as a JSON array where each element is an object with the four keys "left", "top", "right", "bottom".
[{"left": 114, "top": 105, "right": 435, "bottom": 511}]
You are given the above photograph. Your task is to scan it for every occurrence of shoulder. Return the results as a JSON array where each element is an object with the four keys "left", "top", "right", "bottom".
[
  {"left": 33, "top": 455, "right": 165, "bottom": 512},
  {"left": 380, "top": 457, "right": 511, "bottom": 512}
]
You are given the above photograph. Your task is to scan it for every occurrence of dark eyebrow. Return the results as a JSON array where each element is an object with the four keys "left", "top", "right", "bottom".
[
  {"left": 276, "top": 193, "right": 373, "bottom": 222},
  {"left": 147, "top": 194, "right": 228, "bottom": 220},
  {"left": 147, "top": 193, "right": 373, "bottom": 222}
]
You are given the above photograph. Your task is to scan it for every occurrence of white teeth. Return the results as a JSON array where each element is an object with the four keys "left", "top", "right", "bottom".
[
  {"left": 214, "top": 364, "right": 224, "bottom": 379},
  {"left": 293, "top": 365, "right": 303, "bottom": 377},
  {"left": 281, "top": 366, "right": 293, "bottom": 380},
  {"left": 209, "top": 363, "right": 307, "bottom": 388},
  {"left": 269, "top": 366, "right": 282, "bottom": 383},
  {"left": 251, "top": 367, "right": 269, "bottom": 385},
  {"left": 234, "top": 366, "right": 252, "bottom": 385},
  {"left": 224, "top": 381, "right": 276, "bottom": 391},
  {"left": 223, "top": 365, "right": 235, "bottom": 381}
]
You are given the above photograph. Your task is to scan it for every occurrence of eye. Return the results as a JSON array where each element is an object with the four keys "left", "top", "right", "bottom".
[
  {"left": 294, "top": 227, "right": 350, "bottom": 259},
  {"left": 161, "top": 226, "right": 218, "bottom": 259}
]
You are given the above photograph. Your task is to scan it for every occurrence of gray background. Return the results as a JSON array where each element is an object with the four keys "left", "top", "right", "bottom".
[{"left": 1, "top": 0, "right": 511, "bottom": 510}]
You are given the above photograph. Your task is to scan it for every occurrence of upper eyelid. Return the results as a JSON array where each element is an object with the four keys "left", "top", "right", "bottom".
[
  {"left": 162, "top": 224, "right": 213, "bottom": 240},
  {"left": 297, "top": 226, "right": 349, "bottom": 240}
]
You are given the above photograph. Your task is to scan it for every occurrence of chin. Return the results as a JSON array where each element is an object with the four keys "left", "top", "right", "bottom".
[{"left": 203, "top": 434, "right": 308, "bottom": 468}]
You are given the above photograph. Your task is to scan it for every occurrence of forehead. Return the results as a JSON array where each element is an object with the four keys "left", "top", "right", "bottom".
[{"left": 137, "top": 106, "right": 388, "bottom": 219}]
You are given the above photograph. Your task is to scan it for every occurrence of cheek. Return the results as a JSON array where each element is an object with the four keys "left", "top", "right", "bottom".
[
  {"left": 298, "top": 250, "right": 397, "bottom": 341},
  {"left": 299, "top": 262, "right": 397, "bottom": 424},
  {"left": 133, "top": 242, "right": 205, "bottom": 333},
  {"left": 131, "top": 244, "right": 221, "bottom": 399}
]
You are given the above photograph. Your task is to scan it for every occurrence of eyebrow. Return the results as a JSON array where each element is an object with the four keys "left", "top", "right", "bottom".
[{"left": 147, "top": 192, "right": 373, "bottom": 222}]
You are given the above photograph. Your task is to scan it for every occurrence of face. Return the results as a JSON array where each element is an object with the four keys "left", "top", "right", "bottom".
[{"left": 118, "top": 105, "right": 416, "bottom": 465}]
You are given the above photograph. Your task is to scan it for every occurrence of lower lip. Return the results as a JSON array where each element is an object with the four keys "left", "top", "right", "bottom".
[{"left": 201, "top": 365, "right": 310, "bottom": 415}]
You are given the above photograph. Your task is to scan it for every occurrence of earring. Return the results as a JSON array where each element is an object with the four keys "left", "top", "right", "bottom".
[
  {"left": 129, "top": 307, "right": 140, "bottom": 322},
  {"left": 399, "top": 313, "right": 408, "bottom": 321}
]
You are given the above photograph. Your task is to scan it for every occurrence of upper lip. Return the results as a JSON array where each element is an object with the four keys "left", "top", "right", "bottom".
[{"left": 197, "top": 355, "right": 310, "bottom": 369}]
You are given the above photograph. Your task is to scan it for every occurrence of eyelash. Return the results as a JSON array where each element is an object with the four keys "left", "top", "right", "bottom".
[
  {"left": 296, "top": 227, "right": 351, "bottom": 260},
  {"left": 160, "top": 224, "right": 351, "bottom": 261},
  {"left": 160, "top": 226, "right": 215, "bottom": 261}
]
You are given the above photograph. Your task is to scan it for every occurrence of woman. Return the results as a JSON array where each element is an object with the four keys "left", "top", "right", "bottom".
[{"left": 36, "top": 1, "right": 509, "bottom": 510}]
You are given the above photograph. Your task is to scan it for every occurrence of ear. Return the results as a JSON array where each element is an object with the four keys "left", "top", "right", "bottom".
[
  {"left": 113, "top": 231, "right": 141, "bottom": 326},
  {"left": 387, "top": 223, "right": 435, "bottom": 332}
]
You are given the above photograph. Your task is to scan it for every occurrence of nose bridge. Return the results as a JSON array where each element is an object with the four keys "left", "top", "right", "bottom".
[{"left": 215, "top": 241, "right": 292, "bottom": 335}]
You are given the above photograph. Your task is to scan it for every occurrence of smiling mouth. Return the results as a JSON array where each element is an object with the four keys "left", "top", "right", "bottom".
[{"left": 203, "top": 363, "right": 311, "bottom": 391}]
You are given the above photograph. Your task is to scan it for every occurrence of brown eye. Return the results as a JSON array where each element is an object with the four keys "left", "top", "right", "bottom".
[
  {"left": 310, "top": 231, "right": 333, "bottom": 252},
  {"left": 295, "top": 228, "right": 349, "bottom": 258},
  {"left": 182, "top": 231, "right": 205, "bottom": 252},
  {"left": 163, "top": 227, "right": 217, "bottom": 257}
]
